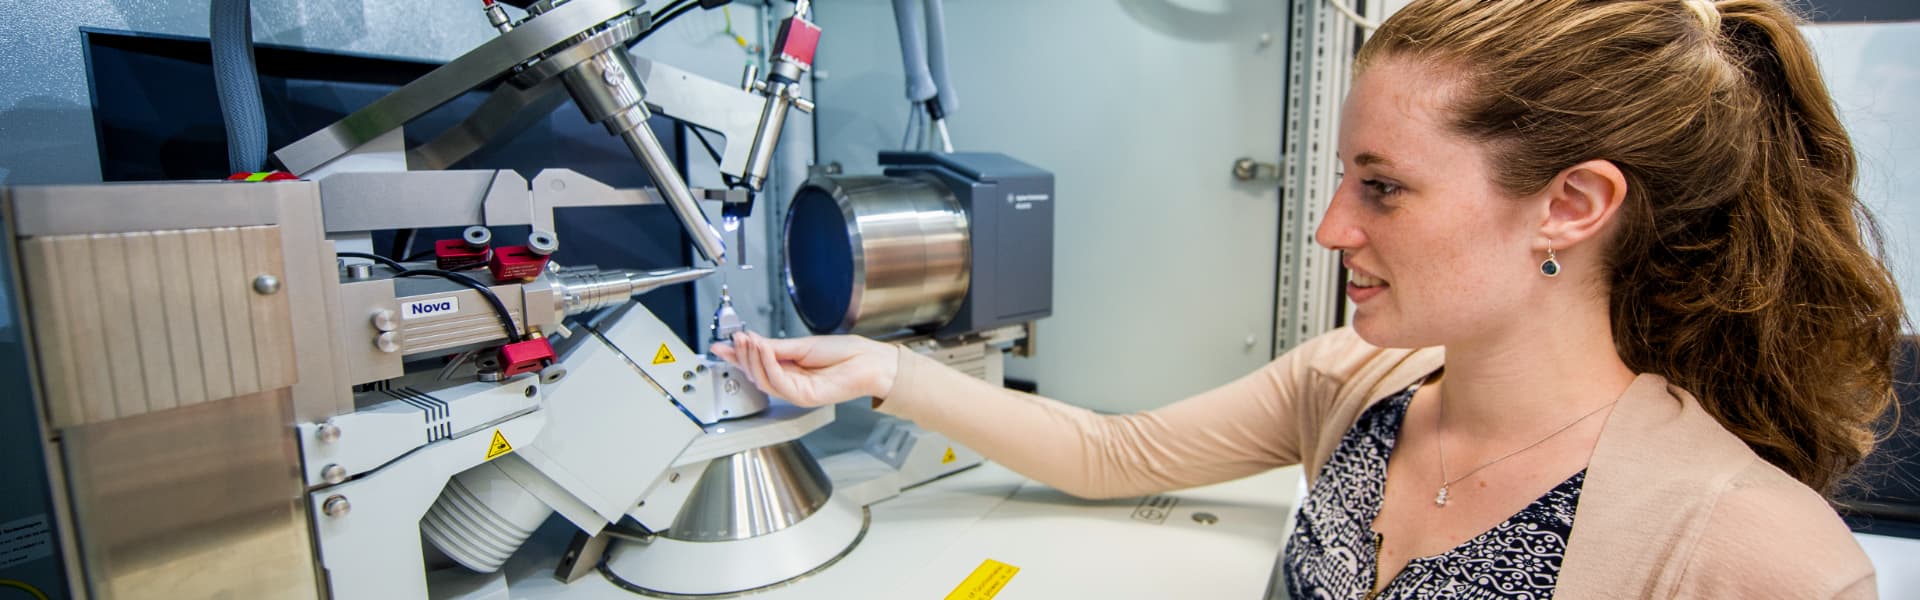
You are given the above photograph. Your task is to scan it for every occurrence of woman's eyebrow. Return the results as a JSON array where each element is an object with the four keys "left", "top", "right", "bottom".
[{"left": 1354, "top": 151, "right": 1395, "bottom": 168}]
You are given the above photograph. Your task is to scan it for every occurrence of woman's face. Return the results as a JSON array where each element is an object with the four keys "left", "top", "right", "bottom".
[{"left": 1316, "top": 59, "right": 1545, "bottom": 349}]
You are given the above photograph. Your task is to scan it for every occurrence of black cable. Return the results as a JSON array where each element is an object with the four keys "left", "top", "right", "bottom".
[
  {"left": 687, "top": 125, "right": 724, "bottom": 163},
  {"left": 394, "top": 268, "right": 523, "bottom": 344},
  {"left": 640, "top": 0, "right": 700, "bottom": 41},
  {"left": 337, "top": 251, "right": 405, "bottom": 272}
]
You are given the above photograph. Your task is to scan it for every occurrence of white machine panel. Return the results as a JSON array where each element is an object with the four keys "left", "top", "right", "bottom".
[{"left": 516, "top": 325, "right": 704, "bottom": 528}]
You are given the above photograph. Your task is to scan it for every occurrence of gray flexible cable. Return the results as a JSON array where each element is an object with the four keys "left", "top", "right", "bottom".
[
  {"left": 211, "top": 0, "right": 268, "bottom": 173},
  {"left": 922, "top": 0, "right": 957, "bottom": 116},
  {"left": 890, "top": 0, "right": 937, "bottom": 103}
]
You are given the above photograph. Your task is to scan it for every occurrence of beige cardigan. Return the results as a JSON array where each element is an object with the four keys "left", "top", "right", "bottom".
[{"left": 877, "top": 327, "right": 1877, "bottom": 598}]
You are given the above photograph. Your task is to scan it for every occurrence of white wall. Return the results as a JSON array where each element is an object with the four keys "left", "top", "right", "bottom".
[
  {"left": 1804, "top": 22, "right": 1920, "bottom": 332},
  {"left": 814, "top": 0, "right": 1290, "bottom": 413}
]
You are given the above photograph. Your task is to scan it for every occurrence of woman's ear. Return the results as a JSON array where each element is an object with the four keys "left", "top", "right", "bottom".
[{"left": 1539, "top": 159, "right": 1628, "bottom": 250}]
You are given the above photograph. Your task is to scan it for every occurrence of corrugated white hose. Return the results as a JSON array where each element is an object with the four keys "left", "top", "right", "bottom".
[{"left": 1325, "top": 0, "right": 1380, "bottom": 30}]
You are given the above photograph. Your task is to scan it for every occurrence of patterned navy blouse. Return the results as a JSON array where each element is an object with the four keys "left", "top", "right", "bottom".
[{"left": 1282, "top": 386, "right": 1585, "bottom": 599}]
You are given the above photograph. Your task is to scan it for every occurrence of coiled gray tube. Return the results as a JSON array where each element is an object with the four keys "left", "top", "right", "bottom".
[{"left": 211, "top": 0, "right": 268, "bottom": 173}]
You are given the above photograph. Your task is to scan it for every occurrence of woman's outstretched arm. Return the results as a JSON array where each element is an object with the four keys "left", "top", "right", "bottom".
[{"left": 716, "top": 331, "right": 1336, "bottom": 499}]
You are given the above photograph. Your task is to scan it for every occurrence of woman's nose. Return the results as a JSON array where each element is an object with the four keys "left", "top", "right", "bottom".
[{"left": 1315, "top": 187, "right": 1365, "bottom": 251}]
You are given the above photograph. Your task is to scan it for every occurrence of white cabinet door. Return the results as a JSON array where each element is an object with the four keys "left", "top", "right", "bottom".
[{"left": 813, "top": 0, "right": 1287, "bottom": 412}]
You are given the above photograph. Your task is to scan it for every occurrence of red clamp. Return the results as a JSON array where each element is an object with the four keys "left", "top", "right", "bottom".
[
  {"left": 487, "top": 246, "right": 550, "bottom": 282},
  {"left": 499, "top": 337, "right": 555, "bottom": 378},
  {"left": 435, "top": 239, "right": 491, "bottom": 271},
  {"left": 226, "top": 171, "right": 298, "bottom": 182}
]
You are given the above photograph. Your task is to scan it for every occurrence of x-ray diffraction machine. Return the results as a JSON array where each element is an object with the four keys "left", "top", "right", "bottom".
[{"left": 1, "top": 0, "right": 1294, "bottom": 598}]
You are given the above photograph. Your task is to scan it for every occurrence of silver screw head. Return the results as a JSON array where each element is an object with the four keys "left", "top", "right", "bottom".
[
  {"left": 374, "top": 332, "right": 402, "bottom": 353},
  {"left": 370, "top": 310, "right": 399, "bottom": 332},
  {"left": 316, "top": 421, "right": 342, "bottom": 443},
  {"left": 322, "top": 464, "right": 348, "bottom": 484},
  {"left": 323, "top": 495, "right": 351, "bottom": 517},
  {"left": 1192, "top": 511, "right": 1219, "bottom": 525},
  {"left": 252, "top": 274, "right": 281, "bottom": 295},
  {"left": 723, "top": 379, "right": 740, "bottom": 395}
]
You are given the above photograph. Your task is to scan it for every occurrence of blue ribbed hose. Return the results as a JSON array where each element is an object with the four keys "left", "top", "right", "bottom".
[{"left": 211, "top": 0, "right": 268, "bottom": 174}]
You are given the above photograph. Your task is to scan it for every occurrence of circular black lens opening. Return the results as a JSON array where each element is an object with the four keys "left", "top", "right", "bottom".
[{"left": 786, "top": 189, "right": 855, "bottom": 333}]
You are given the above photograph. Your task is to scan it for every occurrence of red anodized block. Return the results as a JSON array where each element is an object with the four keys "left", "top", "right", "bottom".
[
  {"left": 434, "top": 239, "right": 490, "bottom": 271},
  {"left": 487, "top": 245, "right": 550, "bottom": 282},
  {"left": 499, "top": 337, "right": 555, "bottom": 378},
  {"left": 773, "top": 17, "right": 821, "bottom": 68}
]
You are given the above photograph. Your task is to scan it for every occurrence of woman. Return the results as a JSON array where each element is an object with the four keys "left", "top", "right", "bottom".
[{"left": 715, "top": 0, "right": 1904, "bottom": 597}]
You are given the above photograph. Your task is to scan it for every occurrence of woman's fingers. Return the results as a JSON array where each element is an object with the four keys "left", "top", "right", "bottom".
[
  {"left": 748, "top": 336, "right": 774, "bottom": 388},
  {"left": 709, "top": 341, "right": 738, "bottom": 364},
  {"left": 756, "top": 332, "right": 805, "bottom": 403}
]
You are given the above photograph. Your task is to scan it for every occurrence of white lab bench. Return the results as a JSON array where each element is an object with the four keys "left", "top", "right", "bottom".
[{"left": 498, "top": 463, "right": 1303, "bottom": 599}]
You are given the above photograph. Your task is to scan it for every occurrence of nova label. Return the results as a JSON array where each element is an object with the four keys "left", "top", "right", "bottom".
[{"left": 402, "top": 296, "right": 460, "bottom": 320}]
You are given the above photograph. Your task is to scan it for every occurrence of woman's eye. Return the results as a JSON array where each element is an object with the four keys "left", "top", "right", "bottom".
[{"left": 1361, "top": 178, "right": 1401, "bottom": 197}]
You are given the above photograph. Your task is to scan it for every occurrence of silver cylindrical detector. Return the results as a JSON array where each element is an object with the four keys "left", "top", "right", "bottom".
[{"left": 783, "top": 173, "right": 970, "bottom": 335}]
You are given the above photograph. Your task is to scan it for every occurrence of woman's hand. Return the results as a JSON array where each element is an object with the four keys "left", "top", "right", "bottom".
[{"left": 710, "top": 332, "right": 900, "bottom": 408}]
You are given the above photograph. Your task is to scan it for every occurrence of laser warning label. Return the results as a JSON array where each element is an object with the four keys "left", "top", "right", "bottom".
[{"left": 485, "top": 430, "right": 514, "bottom": 461}]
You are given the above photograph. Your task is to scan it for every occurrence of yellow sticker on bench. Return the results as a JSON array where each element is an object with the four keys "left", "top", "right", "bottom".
[
  {"left": 652, "top": 343, "right": 677, "bottom": 365},
  {"left": 485, "top": 430, "right": 514, "bottom": 461},
  {"left": 942, "top": 447, "right": 958, "bottom": 464},
  {"left": 945, "top": 558, "right": 1018, "bottom": 600}
]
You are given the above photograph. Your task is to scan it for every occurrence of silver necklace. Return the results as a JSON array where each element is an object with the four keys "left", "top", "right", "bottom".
[{"left": 1433, "top": 387, "right": 1617, "bottom": 507}]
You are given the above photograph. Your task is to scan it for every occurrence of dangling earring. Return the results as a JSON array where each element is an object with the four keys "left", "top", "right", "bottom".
[{"left": 1541, "top": 241, "right": 1562, "bottom": 277}]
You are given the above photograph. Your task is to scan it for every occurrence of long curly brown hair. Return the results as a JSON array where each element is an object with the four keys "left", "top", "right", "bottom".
[{"left": 1357, "top": 0, "right": 1904, "bottom": 494}]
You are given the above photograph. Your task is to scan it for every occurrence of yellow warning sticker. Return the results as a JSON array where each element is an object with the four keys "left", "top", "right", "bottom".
[
  {"left": 485, "top": 430, "right": 514, "bottom": 461},
  {"left": 652, "top": 343, "right": 677, "bottom": 365},
  {"left": 942, "top": 447, "right": 958, "bottom": 465},
  {"left": 945, "top": 559, "right": 1018, "bottom": 600}
]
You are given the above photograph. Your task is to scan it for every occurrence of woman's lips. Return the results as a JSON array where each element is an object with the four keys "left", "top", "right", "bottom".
[{"left": 1347, "top": 270, "right": 1388, "bottom": 303}]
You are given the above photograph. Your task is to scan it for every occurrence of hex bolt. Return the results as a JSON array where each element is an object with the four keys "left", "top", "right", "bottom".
[
  {"left": 323, "top": 495, "right": 351, "bottom": 517},
  {"left": 322, "top": 464, "right": 348, "bottom": 485},
  {"left": 527, "top": 230, "right": 560, "bottom": 256},
  {"left": 316, "top": 421, "right": 342, "bottom": 443},
  {"left": 252, "top": 274, "right": 281, "bottom": 295}
]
